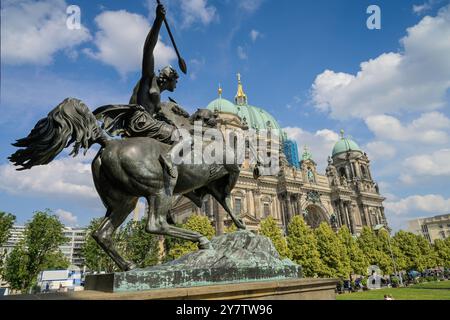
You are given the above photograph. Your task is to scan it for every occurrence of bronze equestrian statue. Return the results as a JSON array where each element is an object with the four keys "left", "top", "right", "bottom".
[{"left": 8, "top": 3, "right": 246, "bottom": 271}]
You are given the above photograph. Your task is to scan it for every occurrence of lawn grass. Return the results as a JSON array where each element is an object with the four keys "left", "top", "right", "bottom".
[{"left": 336, "top": 280, "right": 450, "bottom": 300}]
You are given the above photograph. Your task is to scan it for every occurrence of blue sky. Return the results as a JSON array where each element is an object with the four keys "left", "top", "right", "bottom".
[{"left": 1, "top": 0, "right": 449, "bottom": 231}]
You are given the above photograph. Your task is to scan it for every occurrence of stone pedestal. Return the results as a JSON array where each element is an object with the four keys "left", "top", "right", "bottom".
[
  {"left": 86, "top": 230, "right": 301, "bottom": 292},
  {"left": 2, "top": 278, "right": 338, "bottom": 300}
]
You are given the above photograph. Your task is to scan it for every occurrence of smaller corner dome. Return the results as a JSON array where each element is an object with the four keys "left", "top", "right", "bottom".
[
  {"left": 207, "top": 98, "right": 237, "bottom": 114},
  {"left": 332, "top": 137, "right": 362, "bottom": 157}
]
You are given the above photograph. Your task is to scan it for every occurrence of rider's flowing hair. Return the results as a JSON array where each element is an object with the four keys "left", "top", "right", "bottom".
[{"left": 9, "top": 98, "right": 105, "bottom": 170}]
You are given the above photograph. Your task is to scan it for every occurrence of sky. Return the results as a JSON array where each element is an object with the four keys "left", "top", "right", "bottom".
[{"left": 1, "top": 0, "right": 449, "bottom": 231}]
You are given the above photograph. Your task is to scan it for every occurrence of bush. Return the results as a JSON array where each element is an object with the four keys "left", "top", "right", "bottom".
[
  {"left": 361, "top": 278, "right": 368, "bottom": 287},
  {"left": 391, "top": 276, "right": 400, "bottom": 287}
]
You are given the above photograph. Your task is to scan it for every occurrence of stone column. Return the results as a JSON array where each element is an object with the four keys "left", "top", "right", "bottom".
[
  {"left": 254, "top": 192, "right": 261, "bottom": 219},
  {"left": 351, "top": 162, "right": 357, "bottom": 179},
  {"left": 354, "top": 162, "right": 362, "bottom": 178},
  {"left": 289, "top": 195, "right": 296, "bottom": 216},
  {"left": 285, "top": 194, "right": 292, "bottom": 222},
  {"left": 271, "top": 196, "right": 277, "bottom": 219},
  {"left": 279, "top": 195, "right": 287, "bottom": 233},
  {"left": 338, "top": 201, "right": 347, "bottom": 227},
  {"left": 242, "top": 191, "right": 248, "bottom": 215},
  {"left": 345, "top": 165, "right": 352, "bottom": 180},
  {"left": 334, "top": 201, "right": 342, "bottom": 227},
  {"left": 346, "top": 202, "right": 356, "bottom": 234},
  {"left": 363, "top": 205, "right": 371, "bottom": 228},
  {"left": 367, "top": 165, "right": 373, "bottom": 180},
  {"left": 275, "top": 196, "right": 282, "bottom": 220},
  {"left": 247, "top": 190, "right": 255, "bottom": 217}
]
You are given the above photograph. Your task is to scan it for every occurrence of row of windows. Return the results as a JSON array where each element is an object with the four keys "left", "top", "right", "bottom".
[{"left": 233, "top": 198, "right": 271, "bottom": 218}]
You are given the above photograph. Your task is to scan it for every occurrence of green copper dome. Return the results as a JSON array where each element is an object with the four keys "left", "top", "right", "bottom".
[
  {"left": 207, "top": 98, "right": 282, "bottom": 134},
  {"left": 332, "top": 135, "right": 362, "bottom": 156}
]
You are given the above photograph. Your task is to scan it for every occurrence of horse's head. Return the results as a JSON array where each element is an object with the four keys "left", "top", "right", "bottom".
[{"left": 189, "top": 109, "right": 218, "bottom": 128}]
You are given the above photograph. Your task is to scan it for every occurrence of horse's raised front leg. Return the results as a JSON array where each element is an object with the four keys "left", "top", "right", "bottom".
[
  {"left": 145, "top": 192, "right": 211, "bottom": 250},
  {"left": 92, "top": 197, "right": 138, "bottom": 271}
]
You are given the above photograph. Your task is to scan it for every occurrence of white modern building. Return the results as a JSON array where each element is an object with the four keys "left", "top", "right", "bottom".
[
  {"left": 407, "top": 214, "right": 450, "bottom": 243},
  {"left": 60, "top": 228, "right": 87, "bottom": 267},
  {"left": 2, "top": 225, "right": 87, "bottom": 267}
]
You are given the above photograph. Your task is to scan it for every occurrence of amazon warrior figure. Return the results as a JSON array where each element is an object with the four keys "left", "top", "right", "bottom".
[{"left": 96, "top": 4, "right": 194, "bottom": 179}]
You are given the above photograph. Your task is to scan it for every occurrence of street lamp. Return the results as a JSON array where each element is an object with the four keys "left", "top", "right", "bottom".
[{"left": 373, "top": 224, "right": 403, "bottom": 286}]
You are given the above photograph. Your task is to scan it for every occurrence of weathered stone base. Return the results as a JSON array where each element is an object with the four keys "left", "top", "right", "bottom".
[
  {"left": 3, "top": 278, "right": 338, "bottom": 300},
  {"left": 85, "top": 266, "right": 301, "bottom": 293},
  {"left": 85, "top": 231, "right": 303, "bottom": 293}
]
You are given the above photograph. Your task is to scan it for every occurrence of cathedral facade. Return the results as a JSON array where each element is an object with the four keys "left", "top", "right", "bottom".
[{"left": 172, "top": 75, "right": 387, "bottom": 236}]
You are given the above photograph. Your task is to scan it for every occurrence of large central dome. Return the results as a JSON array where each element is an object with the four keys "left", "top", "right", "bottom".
[{"left": 206, "top": 74, "right": 282, "bottom": 135}]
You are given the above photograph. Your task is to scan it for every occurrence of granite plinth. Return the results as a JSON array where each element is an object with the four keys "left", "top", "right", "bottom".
[{"left": 86, "top": 230, "right": 302, "bottom": 292}]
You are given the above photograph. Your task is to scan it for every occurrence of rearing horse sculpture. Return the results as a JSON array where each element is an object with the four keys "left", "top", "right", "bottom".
[{"left": 9, "top": 98, "right": 246, "bottom": 271}]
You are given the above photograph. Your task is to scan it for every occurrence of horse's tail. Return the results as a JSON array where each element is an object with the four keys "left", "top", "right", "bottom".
[{"left": 9, "top": 98, "right": 107, "bottom": 170}]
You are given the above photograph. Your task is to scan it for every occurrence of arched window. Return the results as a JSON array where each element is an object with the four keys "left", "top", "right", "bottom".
[
  {"left": 361, "top": 165, "right": 367, "bottom": 179},
  {"left": 234, "top": 198, "right": 242, "bottom": 215},
  {"left": 339, "top": 167, "right": 346, "bottom": 178},
  {"left": 263, "top": 203, "right": 271, "bottom": 218}
]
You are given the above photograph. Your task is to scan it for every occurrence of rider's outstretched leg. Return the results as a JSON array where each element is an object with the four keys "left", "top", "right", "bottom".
[{"left": 159, "top": 134, "right": 193, "bottom": 178}]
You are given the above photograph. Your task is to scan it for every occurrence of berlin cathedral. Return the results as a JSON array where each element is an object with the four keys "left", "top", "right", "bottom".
[{"left": 171, "top": 75, "right": 388, "bottom": 236}]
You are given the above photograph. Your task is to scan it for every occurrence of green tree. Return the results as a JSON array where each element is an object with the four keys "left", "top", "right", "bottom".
[
  {"left": 392, "top": 231, "right": 423, "bottom": 271},
  {"left": 358, "top": 226, "right": 393, "bottom": 275},
  {"left": 434, "top": 238, "right": 450, "bottom": 268},
  {"left": 0, "top": 211, "right": 16, "bottom": 278},
  {"left": 414, "top": 234, "right": 437, "bottom": 271},
  {"left": 3, "top": 243, "right": 28, "bottom": 291},
  {"left": 166, "top": 215, "right": 215, "bottom": 260},
  {"left": 42, "top": 251, "right": 70, "bottom": 270},
  {"left": 286, "top": 216, "right": 324, "bottom": 277},
  {"left": 121, "top": 219, "right": 160, "bottom": 268},
  {"left": 315, "top": 222, "right": 351, "bottom": 278},
  {"left": 82, "top": 218, "right": 118, "bottom": 273},
  {"left": 0, "top": 212, "right": 16, "bottom": 246},
  {"left": 260, "top": 216, "right": 291, "bottom": 259},
  {"left": 3, "top": 210, "right": 68, "bottom": 292},
  {"left": 224, "top": 223, "right": 238, "bottom": 233},
  {"left": 338, "top": 226, "right": 368, "bottom": 276}
]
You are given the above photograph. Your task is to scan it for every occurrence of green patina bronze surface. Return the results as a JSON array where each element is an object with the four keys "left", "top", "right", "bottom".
[{"left": 85, "top": 230, "right": 302, "bottom": 292}]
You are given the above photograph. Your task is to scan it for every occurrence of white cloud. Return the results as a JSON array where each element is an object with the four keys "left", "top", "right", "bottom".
[
  {"left": 385, "top": 194, "right": 450, "bottom": 215},
  {"left": 239, "top": 0, "right": 264, "bottom": 13},
  {"left": 365, "top": 112, "right": 450, "bottom": 144},
  {"left": 188, "top": 57, "right": 205, "bottom": 80},
  {"left": 403, "top": 149, "right": 450, "bottom": 176},
  {"left": 413, "top": 0, "right": 443, "bottom": 15},
  {"left": 0, "top": 150, "right": 99, "bottom": 207},
  {"left": 311, "top": 5, "right": 450, "bottom": 119},
  {"left": 1, "top": 0, "right": 91, "bottom": 65},
  {"left": 284, "top": 127, "right": 339, "bottom": 171},
  {"left": 250, "top": 29, "right": 261, "bottom": 42},
  {"left": 413, "top": 3, "right": 432, "bottom": 14},
  {"left": 365, "top": 141, "right": 397, "bottom": 160},
  {"left": 237, "top": 46, "right": 248, "bottom": 60},
  {"left": 84, "top": 10, "right": 176, "bottom": 76},
  {"left": 179, "top": 0, "right": 217, "bottom": 27},
  {"left": 56, "top": 209, "right": 78, "bottom": 226}
]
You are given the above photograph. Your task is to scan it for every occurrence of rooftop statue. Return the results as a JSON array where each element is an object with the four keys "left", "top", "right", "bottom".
[{"left": 8, "top": 3, "right": 246, "bottom": 272}]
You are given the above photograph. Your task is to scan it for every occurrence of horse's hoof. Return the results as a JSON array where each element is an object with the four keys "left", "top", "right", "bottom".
[
  {"left": 237, "top": 219, "right": 247, "bottom": 230},
  {"left": 198, "top": 237, "right": 212, "bottom": 250},
  {"left": 124, "top": 262, "right": 137, "bottom": 271}
]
